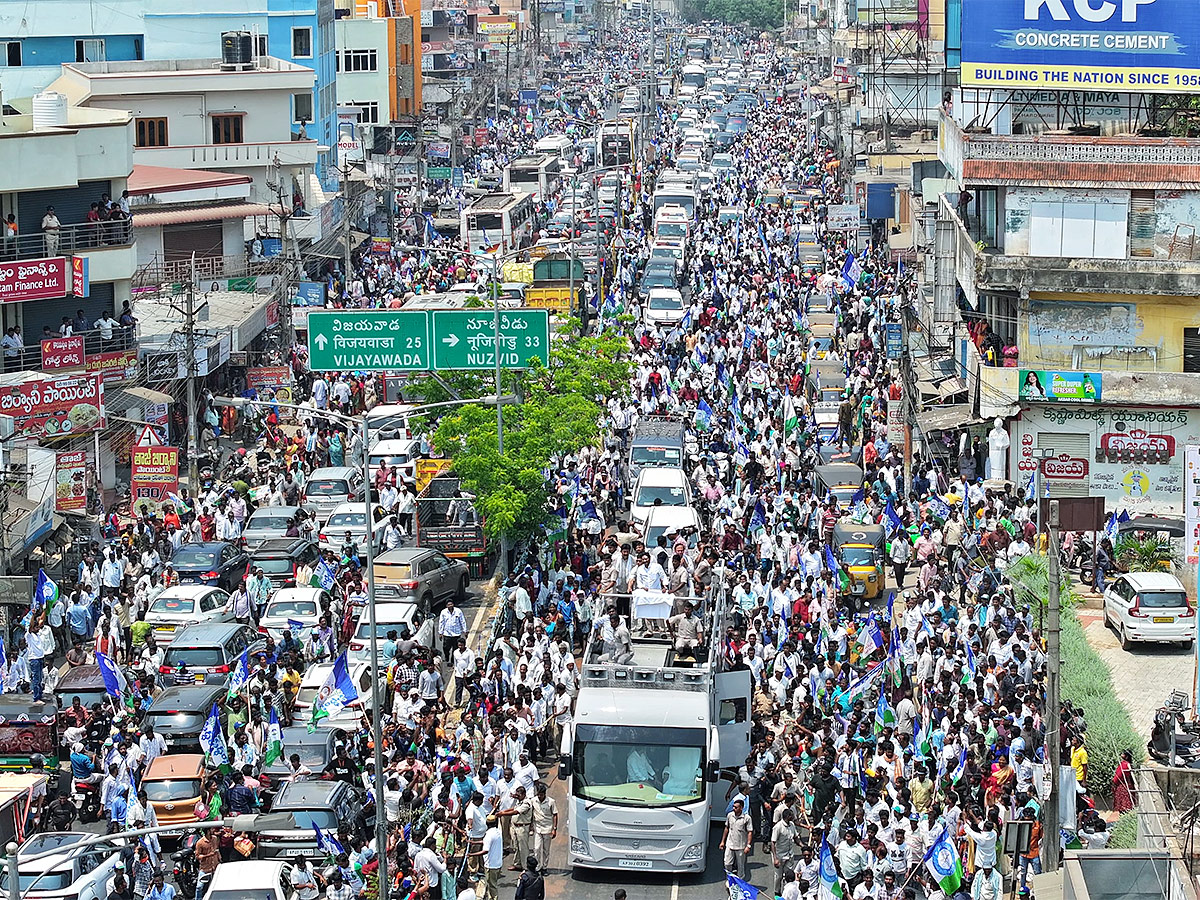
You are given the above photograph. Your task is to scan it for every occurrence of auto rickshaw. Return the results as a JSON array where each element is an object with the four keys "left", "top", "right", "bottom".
[{"left": 833, "top": 521, "right": 887, "bottom": 600}]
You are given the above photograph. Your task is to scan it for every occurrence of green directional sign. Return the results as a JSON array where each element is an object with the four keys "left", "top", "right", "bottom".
[
  {"left": 432, "top": 309, "right": 550, "bottom": 370},
  {"left": 307, "top": 310, "right": 430, "bottom": 371}
]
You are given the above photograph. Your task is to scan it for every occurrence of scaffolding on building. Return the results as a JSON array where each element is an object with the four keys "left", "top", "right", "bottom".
[{"left": 855, "top": 0, "right": 937, "bottom": 146}]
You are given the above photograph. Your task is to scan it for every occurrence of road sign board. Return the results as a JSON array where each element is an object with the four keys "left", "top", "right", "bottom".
[
  {"left": 432, "top": 309, "right": 550, "bottom": 370},
  {"left": 307, "top": 310, "right": 431, "bottom": 371},
  {"left": 885, "top": 322, "right": 903, "bottom": 359}
]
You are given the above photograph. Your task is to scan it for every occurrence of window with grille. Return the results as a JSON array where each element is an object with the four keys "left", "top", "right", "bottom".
[
  {"left": 293, "top": 92, "right": 313, "bottom": 123},
  {"left": 355, "top": 102, "right": 380, "bottom": 124},
  {"left": 292, "top": 27, "right": 313, "bottom": 58},
  {"left": 135, "top": 117, "right": 169, "bottom": 148},
  {"left": 2, "top": 42, "right": 21, "bottom": 67},
  {"left": 76, "top": 39, "right": 106, "bottom": 62},
  {"left": 341, "top": 49, "right": 378, "bottom": 72},
  {"left": 211, "top": 114, "right": 244, "bottom": 144}
]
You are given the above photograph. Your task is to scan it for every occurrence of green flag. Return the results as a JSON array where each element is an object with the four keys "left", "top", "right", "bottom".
[{"left": 264, "top": 707, "right": 283, "bottom": 766}]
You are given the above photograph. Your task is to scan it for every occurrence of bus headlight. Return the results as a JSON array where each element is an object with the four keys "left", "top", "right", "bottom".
[
  {"left": 683, "top": 843, "right": 704, "bottom": 860},
  {"left": 570, "top": 837, "right": 588, "bottom": 855}
]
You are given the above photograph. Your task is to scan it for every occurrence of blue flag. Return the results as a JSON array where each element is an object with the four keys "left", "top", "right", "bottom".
[
  {"left": 198, "top": 702, "right": 230, "bottom": 768},
  {"left": 726, "top": 874, "right": 760, "bottom": 900},
  {"left": 927, "top": 496, "right": 951, "bottom": 521},
  {"left": 226, "top": 648, "right": 251, "bottom": 699},
  {"left": 95, "top": 651, "right": 127, "bottom": 698},
  {"left": 824, "top": 545, "right": 839, "bottom": 575},
  {"left": 841, "top": 252, "right": 862, "bottom": 289},
  {"left": 313, "top": 559, "right": 337, "bottom": 591},
  {"left": 314, "top": 823, "right": 346, "bottom": 859},
  {"left": 749, "top": 500, "right": 767, "bottom": 533},
  {"left": 884, "top": 500, "right": 902, "bottom": 534},
  {"left": 287, "top": 619, "right": 305, "bottom": 639},
  {"left": 33, "top": 570, "right": 59, "bottom": 610},
  {"left": 580, "top": 498, "right": 599, "bottom": 522},
  {"left": 950, "top": 746, "right": 968, "bottom": 783},
  {"left": 851, "top": 486, "right": 865, "bottom": 504}
]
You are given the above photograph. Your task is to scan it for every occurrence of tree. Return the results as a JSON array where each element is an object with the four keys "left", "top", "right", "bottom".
[{"left": 432, "top": 327, "right": 634, "bottom": 545}]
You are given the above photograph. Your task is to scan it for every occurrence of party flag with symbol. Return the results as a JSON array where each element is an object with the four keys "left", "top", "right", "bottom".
[
  {"left": 841, "top": 253, "right": 862, "bottom": 290},
  {"left": 314, "top": 823, "right": 346, "bottom": 859},
  {"left": 884, "top": 500, "right": 902, "bottom": 534},
  {"left": 914, "top": 717, "right": 931, "bottom": 759},
  {"left": 95, "top": 651, "right": 128, "bottom": 698},
  {"left": 198, "top": 702, "right": 230, "bottom": 770},
  {"left": 924, "top": 827, "right": 964, "bottom": 895},
  {"left": 287, "top": 619, "right": 305, "bottom": 639},
  {"left": 950, "top": 746, "right": 968, "bottom": 783},
  {"left": 311, "top": 559, "right": 337, "bottom": 591},
  {"left": 927, "top": 496, "right": 951, "bottom": 521},
  {"left": 726, "top": 874, "right": 760, "bottom": 900},
  {"left": 749, "top": 499, "right": 767, "bottom": 534},
  {"left": 859, "top": 613, "right": 884, "bottom": 657},
  {"left": 874, "top": 689, "right": 896, "bottom": 734},
  {"left": 33, "top": 570, "right": 59, "bottom": 611},
  {"left": 263, "top": 707, "right": 284, "bottom": 766},
  {"left": 226, "top": 648, "right": 250, "bottom": 700},
  {"left": 783, "top": 392, "right": 799, "bottom": 436},
  {"left": 818, "top": 834, "right": 845, "bottom": 900},
  {"left": 309, "top": 651, "right": 359, "bottom": 731}
]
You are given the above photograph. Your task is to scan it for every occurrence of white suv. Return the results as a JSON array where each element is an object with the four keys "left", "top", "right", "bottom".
[{"left": 1103, "top": 571, "right": 1196, "bottom": 650}]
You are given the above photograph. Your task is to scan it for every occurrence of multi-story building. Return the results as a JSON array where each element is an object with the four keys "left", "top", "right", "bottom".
[
  {"left": 0, "top": 0, "right": 339, "bottom": 183},
  {"left": 334, "top": 0, "right": 423, "bottom": 147},
  {"left": 49, "top": 56, "right": 322, "bottom": 267},
  {"left": 0, "top": 97, "right": 135, "bottom": 341}
]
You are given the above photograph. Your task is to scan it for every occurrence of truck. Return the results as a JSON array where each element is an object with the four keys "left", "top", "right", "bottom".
[
  {"left": 414, "top": 475, "right": 490, "bottom": 577},
  {"left": 525, "top": 252, "right": 587, "bottom": 315},
  {"left": 560, "top": 588, "right": 751, "bottom": 873}
]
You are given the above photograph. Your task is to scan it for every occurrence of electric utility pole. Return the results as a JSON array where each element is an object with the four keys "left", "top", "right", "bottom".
[{"left": 1045, "top": 495, "right": 1063, "bottom": 873}]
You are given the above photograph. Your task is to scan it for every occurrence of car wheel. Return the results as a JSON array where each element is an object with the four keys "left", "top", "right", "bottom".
[
  {"left": 1120, "top": 623, "right": 1134, "bottom": 652},
  {"left": 1184, "top": 639, "right": 1195, "bottom": 651},
  {"left": 457, "top": 575, "right": 469, "bottom": 602},
  {"left": 421, "top": 593, "right": 433, "bottom": 617},
  {"left": 1103, "top": 605, "right": 1112, "bottom": 631}
]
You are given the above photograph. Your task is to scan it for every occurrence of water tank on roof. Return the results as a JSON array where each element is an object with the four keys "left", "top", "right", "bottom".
[
  {"left": 221, "top": 31, "right": 254, "bottom": 68},
  {"left": 31, "top": 92, "right": 68, "bottom": 130}
]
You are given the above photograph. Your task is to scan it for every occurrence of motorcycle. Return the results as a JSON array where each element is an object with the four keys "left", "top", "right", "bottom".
[
  {"left": 71, "top": 779, "right": 102, "bottom": 824},
  {"left": 172, "top": 841, "right": 198, "bottom": 899}
]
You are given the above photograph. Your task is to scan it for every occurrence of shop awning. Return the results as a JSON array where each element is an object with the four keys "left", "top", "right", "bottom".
[
  {"left": 916, "top": 404, "right": 983, "bottom": 433},
  {"left": 120, "top": 385, "right": 175, "bottom": 405},
  {"left": 133, "top": 203, "right": 283, "bottom": 227}
]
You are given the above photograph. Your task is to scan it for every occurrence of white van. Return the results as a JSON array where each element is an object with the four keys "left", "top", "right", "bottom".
[
  {"left": 365, "top": 403, "right": 416, "bottom": 441},
  {"left": 534, "top": 134, "right": 573, "bottom": 160},
  {"left": 630, "top": 466, "right": 693, "bottom": 526}
]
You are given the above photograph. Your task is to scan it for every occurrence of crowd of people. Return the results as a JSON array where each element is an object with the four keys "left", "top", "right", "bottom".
[{"left": 0, "top": 23, "right": 1128, "bottom": 900}]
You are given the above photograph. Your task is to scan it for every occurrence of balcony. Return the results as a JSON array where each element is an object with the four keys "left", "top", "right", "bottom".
[
  {"left": 938, "top": 114, "right": 1200, "bottom": 190},
  {"left": 5, "top": 326, "right": 136, "bottom": 374},
  {"left": 134, "top": 140, "right": 319, "bottom": 172},
  {"left": 2, "top": 219, "right": 134, "bottom": 263}
]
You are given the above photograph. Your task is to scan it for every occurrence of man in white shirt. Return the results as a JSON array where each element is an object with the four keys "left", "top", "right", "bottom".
[
  {"left": 452, "top": 638, "right": 478, "bottom": 707},
  {"left": 25, "top": 616, "right": 54, "bottom": 702},
  {"left": 438, "top": 600, "right": 468, "bottom": 660}
]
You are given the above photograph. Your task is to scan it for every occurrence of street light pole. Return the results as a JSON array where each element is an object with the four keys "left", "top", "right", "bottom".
[{"left": 491, "top": 254, "right": 508, "bottom": 578}]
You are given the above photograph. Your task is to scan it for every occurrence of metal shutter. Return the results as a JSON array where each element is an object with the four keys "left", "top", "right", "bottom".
[
  {"left": 1185, "top": 328, "right": 1200, "bottom": 374},
  {"left": 1038, "top": 431, "right": 1091, "bottom": 498},
  {"left": 162, "top": 223, "right": 225, "bottom": 262},
  {"left": 17, "top": 179, "right": 114, "bottom": 238},
  {"left": 19, "top": 282, "right": 114, "bottom": 347},
  {"left": 1129, "top": 190, "right": 1156, "bottom": 258}
]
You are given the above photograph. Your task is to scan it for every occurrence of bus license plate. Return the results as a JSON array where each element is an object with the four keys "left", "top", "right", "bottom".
[
  {"left": 1154, "top": 616, "right": 1174, "bottom": 623},
  {"left": 618, "top": 860, "right": 652, "bottom": 869}
]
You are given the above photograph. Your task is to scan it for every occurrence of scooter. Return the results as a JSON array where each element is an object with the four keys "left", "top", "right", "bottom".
[
  {"left": 1148, "top": 698, "right": 1200, "bottom": 767},
  {"left": 71, "top": 779, "right": 102, "bottom": 824}
]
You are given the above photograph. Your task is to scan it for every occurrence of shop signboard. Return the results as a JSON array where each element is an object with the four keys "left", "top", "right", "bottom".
[
  {"left": 0, "top": 257, "right": 69, "bottom": 303},
  {"left": 41, "top": 336, "right": 85, "bottom": 372},
  {"left": 1018, "top": 369, "right": 1102, "bottom": 403},
  {"left": 0, "top": 374, "right": 105, "bottom": 439},
  {"left": 55, "top": 450, "right": 88, "bottom": 513},
  {"left": 131, "top": 444, "right": 180, "bottom": 516}
]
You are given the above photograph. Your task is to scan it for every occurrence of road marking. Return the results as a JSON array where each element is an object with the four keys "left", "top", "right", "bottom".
[{"left": 671, "top": 876, "right": 680, "bottom": 900}]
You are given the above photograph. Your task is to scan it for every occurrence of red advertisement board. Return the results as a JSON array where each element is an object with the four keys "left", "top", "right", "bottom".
[
  {"left": 0, "top": 375, "right": 106, "bottom": 439},
  {"left": 131, "top": 445, "right": 179, "bottom": 515},
  {"left": 41, "top": 336, "right": 85, "bottom": 371},
  {"left": 0, "top": 257, "right": 69, "bottom": 303},
  {"left": 55, "top": 450, "right": 88, "bottom": 512}
]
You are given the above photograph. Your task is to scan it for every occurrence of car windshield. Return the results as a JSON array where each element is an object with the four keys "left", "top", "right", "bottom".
[
  {"left": 328, "top": 512, "right": 367, "bottom": 529},
  {"left": 143, "top": 778, "right": 202, "bottom": 802},
  {"left": 632, "top": 446, "right": 681, "bottom": 467},
  {"left": 306, "top": 480, "right": 348, "bottom": 497},
  {"left": 146, "top": 710, "right": 206, "bottom": 730},
  {"left": 282, "top": 809, "right": 338, "bottom": 829},
  {"left": 162, "top": 647, "right": 223, "bottom": 668},
  {"left": 572, "top": 726, "right": 705, "bottom": 808},
  {"left": 254, "top": 557, "right": 296, "bottom": 576},
  {"left": 649, "top": 295, "right": 682, "bottom": 311},
  {"left": 356, "top": 619, "right": 411, "bottom": 640},
  {"left": 266, "top": 743, "right": 329, "bottom": 769},
  {"left": 171, "top": 549, "right": 219, "bottom": 568},
  {"left": 249, "top": 510, "right": 293, "bottom": 526},
  {"left": 647, "top": 525, "right": 698, "bottom": 548},
  {"left": 657, "top": 223, "right": 686, "bottom": 238},
  {"left": 1138, "top": 590, "right": 1187, "bottom": 608},
  {"left": 266, "top": 598, "right": 319, "bottom": 618},
  {"left": 635, "top": 485, "right": 687, "bottom": 506},
  {"left": 150, "top": 595, "right": 195, "bottom": 615}
]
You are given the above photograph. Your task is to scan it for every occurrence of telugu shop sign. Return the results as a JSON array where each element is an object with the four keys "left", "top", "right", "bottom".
[
  {"left": 0, "top": 257, "right": 69, "bottom": 303},
  {"left": 961, "top": 0, "right": 1200, "bottom": 94}
]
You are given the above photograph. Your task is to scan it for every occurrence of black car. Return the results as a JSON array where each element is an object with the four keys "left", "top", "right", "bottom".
[
  {"left": 261, "top": 726, "right": 348, "bottom": 781},
  {"left": 143, "top": 685, "right": 227, "bottom": 754},
  {"left": 257, "top": 781, "right": 370, "bottom": 859},
  {"left": 248, "top": 538, "right": 321, "bottom": 588},
  {"left": 159, "top": 623, "right": 266, "bottom": 687},
  {"left": 171, "top": 541, "right": 249, "bottom": 593},
  {"left": 638, "top": 263, "right": 678, "bottom": 297}
]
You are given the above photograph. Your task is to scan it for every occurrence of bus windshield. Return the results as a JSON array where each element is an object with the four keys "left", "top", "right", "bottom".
[{"left": 573, "top": 726, "right": 705, "bottom": 808}]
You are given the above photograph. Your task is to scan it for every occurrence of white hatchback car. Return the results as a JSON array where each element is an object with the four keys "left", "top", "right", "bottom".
[
  {"left": 629, "top": 466, "right": 693, "bottom": 527},
  {"left": 1103, "top": 571, "right": 1196, "bottom": 650},
  {"left": 145, "top": 584, "right": 233, "bottom": 647}
]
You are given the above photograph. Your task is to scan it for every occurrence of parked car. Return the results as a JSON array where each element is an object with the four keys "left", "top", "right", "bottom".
[
  {"left": 371, "top": 547, "right": 469, "bottom": 616},
  {"left": 159, "top": 623, "right": 265, "bottom": 687},
  {"left": 170, "top": 542, "right": 249, "bottom": 593},
  {"left": 1103, "top": 570, "right": 1196, "bottom": 650},
  {"left": 144, "top": 585, "right": 234, "bottom": 647},
  {"left": 261, "top": 726, "right": 348, "bottom": 781},
  {"left": 248, "top": 538, "right": 321, "bottom": 588},
  {"left": 302, "top": 466, "right": 365, "bottom": 524},
  {"left": 142, "top": 685, "right": 227, "bottom": 754},
  {"left": 292, "top": 660, "right": 375, "bottom": 730},
  {"left": 318, "top": 502, "right": 387, "bottom": 555},
  {"left": 202, "top": 859, "right": 298, "bottom": 900},
  {"left": 142, "top": 753, "right": 206, "bottom": 836},
  {"left": 257, "top": 781, "right": 369, "bottom": 859},
  {"left": 258, "top": 587, "right": 334, "bottom": 645},
  {"left": 3, "top": 831, "right": 124, "bottom": 900},
  {"left": 241, "top": 505, "right": 304, "bottom": 549}
]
